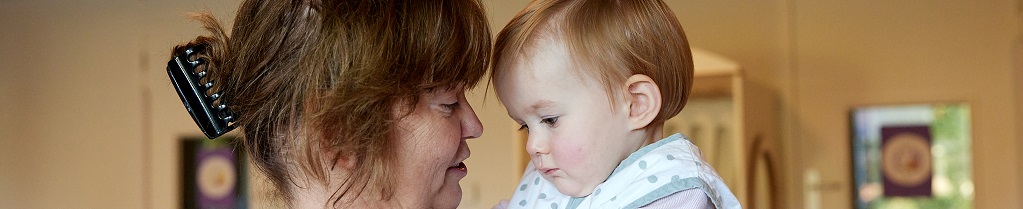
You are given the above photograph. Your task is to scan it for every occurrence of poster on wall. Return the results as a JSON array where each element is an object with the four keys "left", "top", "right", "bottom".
[
  {"left": 850, "top": 103, "right": 972, "bottom": 209},
  {"left": 181, "top": 137, "right": 248, "bottom": 209}
]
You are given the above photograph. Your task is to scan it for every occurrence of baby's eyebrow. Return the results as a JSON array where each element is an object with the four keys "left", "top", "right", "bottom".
[{"left": 524, "top": 100, "right": 556, "bottom": 113}]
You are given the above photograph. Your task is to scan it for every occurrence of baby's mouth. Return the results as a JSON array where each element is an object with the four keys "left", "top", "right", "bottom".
[{"left": 540, "top": 168, "right": 559, "bottom": 175}]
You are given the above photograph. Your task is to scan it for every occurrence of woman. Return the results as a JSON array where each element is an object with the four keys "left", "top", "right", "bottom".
[{"left": 169, "top": 0, "right": 490, "bottom": 208}]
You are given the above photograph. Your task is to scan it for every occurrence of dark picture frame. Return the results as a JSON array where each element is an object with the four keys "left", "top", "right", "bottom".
[
  {"left": 180, "top": 136, "right": 248, "bottom": 209},
  {"left": 849, "top": 103, "right": 972, "bottom": 209}
]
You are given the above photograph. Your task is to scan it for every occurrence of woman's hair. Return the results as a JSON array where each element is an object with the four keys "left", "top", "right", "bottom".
[
  {"left": 172, "top": 0, "right": 491, "bottom": 204},
  {"left": 491, "top": 0, "right": 692, "bottom": 125}
]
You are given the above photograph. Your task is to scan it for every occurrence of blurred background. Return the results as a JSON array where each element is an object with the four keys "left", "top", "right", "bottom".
[{"left": 1, "top": 0, "right": 1021, "bottom": 208}]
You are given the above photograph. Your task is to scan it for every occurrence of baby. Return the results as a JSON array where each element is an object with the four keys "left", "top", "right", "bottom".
[{"left": 491, "top": 0, "right": 742, "bottom": 208}]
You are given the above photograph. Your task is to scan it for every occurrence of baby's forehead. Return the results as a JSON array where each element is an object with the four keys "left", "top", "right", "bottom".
[
  {"left": 514, "top": 44, "right": 615, "bottom": 85},
  {"left": 493, "top": 27, "right": 626, "bottom": 99},
  {"left": 505, "top": 49, "right": 591, "bottom": 83}
]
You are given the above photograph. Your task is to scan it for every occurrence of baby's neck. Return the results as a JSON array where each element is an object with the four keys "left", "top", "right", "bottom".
[
  {"left": 640, "top": 125, "right": 666, "bottom": 146},
  {"left": 620, "top": 125, "right": 665, "bottom": 162}
]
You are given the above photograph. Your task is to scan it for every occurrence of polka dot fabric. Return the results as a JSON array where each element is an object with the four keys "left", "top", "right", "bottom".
[{"left": 504, "top": 134, "right": 742, "bottom": 209}]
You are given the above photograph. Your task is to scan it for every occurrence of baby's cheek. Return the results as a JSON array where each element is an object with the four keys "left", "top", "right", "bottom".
[{"left": 551, "top": 139, "right": 591, "bottom": 169}]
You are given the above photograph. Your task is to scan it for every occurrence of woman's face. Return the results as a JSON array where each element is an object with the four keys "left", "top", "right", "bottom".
[{"left": 391, "top": 85, "right": 483, "bottom": 208}]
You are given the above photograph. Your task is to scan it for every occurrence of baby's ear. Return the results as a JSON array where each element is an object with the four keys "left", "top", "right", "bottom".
[{"left": 624, "top": 74, "right": 662, "bottom": 130}]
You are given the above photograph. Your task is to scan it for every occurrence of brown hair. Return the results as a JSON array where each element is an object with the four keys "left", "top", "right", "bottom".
[
  {"left": 172, "top": 0, "right": 490, "bottom": 205},
  {"left": 492, "top": 0, "right": 693, "bottom": 125}
]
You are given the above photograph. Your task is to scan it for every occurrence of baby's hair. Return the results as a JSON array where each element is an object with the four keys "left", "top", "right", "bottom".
[{"left": 492, "top": 0, "right": 693, "bottom": 125}]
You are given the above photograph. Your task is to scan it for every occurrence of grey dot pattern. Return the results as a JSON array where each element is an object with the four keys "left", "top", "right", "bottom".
[{"left": 509, "top": 135, "right": 732, "bottom": 208}]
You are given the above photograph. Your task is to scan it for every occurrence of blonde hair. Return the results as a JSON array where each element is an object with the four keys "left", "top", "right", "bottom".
[
  {"left": 173, "top": 0, "right": 490, "bottom": 205},
  {"left": 492, "top": 0, "right": 693, "bottom": 125}
]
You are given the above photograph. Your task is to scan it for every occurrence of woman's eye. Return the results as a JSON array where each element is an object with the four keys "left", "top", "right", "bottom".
[
  {"left": 441, "top": 102, "right": 459, "bottom": 113},
  {"left": 540, "top": 117, "right": 559, "bottom": 127}
]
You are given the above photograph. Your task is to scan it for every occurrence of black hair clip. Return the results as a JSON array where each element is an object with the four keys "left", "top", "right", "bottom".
[{"left": 167, "top": 44, "right": 237, "bottom": 139}]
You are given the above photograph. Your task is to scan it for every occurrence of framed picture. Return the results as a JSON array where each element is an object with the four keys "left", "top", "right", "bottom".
[
  {"left": 181, "top": 137, "right": 248, "bottom": 209},
  {"left": 850, "top": 103, "right": 972, "bottom": 209}
]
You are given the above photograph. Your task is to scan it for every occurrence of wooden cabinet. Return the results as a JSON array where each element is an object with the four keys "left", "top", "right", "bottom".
[{"left": 663, "top": 48, "right": 781, "bottom": 209}]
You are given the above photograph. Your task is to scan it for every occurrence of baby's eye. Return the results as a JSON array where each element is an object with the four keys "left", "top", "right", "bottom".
[{"left": 540, "top": 116, "right": 559, "bottom": 127}]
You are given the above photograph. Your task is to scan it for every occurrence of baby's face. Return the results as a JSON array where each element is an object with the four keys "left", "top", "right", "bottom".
[{"left": 494, "top": 39, "right": 637, "bottom": 197}]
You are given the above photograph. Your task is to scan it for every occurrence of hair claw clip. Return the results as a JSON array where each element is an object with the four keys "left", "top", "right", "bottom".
[{"left": 167, "top": 44, "right": 237, "bottom": 139}]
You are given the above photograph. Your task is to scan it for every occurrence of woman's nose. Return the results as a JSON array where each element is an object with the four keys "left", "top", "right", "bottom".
[{"left": 460, "top": 98, "right": 483, "bottom": 140}]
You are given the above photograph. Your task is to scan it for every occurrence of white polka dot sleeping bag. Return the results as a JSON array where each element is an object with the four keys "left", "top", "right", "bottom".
[{"left": 506, "top": 134, "right": 742, "bottom": 209}]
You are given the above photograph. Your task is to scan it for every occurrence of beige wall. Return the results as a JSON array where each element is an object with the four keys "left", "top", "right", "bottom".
[
  {"left": 1016, "top": 7, "right": 1023, "bottom": 208},
  {"left": 1017, "top": 12, "right": 1023, "bottom": 207},
  {"left": 0, "top": 1, "right": 240, "bottom": 208},
  {"left": 0, "top": 14, "right": 19, "bottom": 205},
  {"left": 1, "top": 0, "right": 1021, "bottom": 208},
  {"left": 669, "top": 0, "right": 1022, "bottom": 208},
  {"left": 1, "top": 2, "right": 145, "bottom": 208},
  {"left": 793, "top": 1, "right": 1020, "bottom": 208}
]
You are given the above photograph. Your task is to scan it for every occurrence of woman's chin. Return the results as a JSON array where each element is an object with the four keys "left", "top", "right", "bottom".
[
  {"left": 432, "top": 182, "right": 463, "bottom": 209},
  {"left": 431, "top": 163, "right": 467, "bottom": 208}
]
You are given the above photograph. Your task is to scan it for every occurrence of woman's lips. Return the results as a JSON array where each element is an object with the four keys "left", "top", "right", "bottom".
[
  {"left": 448, "top": 162, "right": 468, "bottom": 178},
  {"left": 450, "top": 162, "right": 467, "bottom": 171}
]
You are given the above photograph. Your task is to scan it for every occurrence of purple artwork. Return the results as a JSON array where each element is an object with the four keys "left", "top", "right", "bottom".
[
  {"left": 880, "top": 125, "right": 932, "bottom": 197},
  {"left": 196, "top": 147, "right": 238, "bottom": 208}
]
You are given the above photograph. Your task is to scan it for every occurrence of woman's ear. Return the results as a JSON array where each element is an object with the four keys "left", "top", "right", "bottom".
[
  {"left": 624, "top": 74, "right": 662, "bottom": 131},
  {"left": 332, "top": 153, "right": 356, "bottom": 170},
  {"left": 319, "top": 139, "right": 356, "bottom": 170}
]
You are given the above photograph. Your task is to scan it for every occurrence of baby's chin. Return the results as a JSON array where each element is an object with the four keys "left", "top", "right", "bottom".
[{"left": 551, "top": 178, "right": 600, "bottom": 198}]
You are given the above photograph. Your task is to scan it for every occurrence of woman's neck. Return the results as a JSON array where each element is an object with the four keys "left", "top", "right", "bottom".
[{"left": 288, "top": 170, "right": 401, "bottom": 208}]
